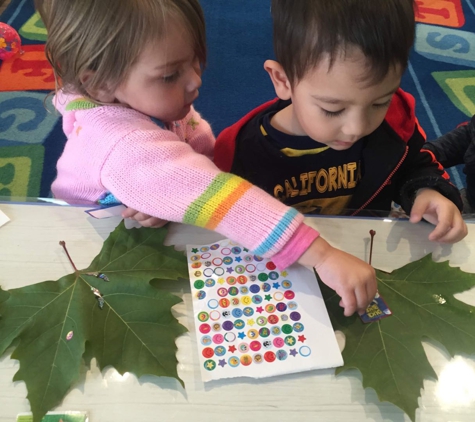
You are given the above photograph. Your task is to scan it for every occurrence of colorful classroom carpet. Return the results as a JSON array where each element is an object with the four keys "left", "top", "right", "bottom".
[{"left": 0, "top": 0, "right": 473, "bottom": 199}]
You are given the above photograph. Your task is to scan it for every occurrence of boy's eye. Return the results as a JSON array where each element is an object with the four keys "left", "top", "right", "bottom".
[
  {"left": 373, "top": 99, "right": 392, "bottom": 108},
  {"left": 161, "top": 71, "right": 180, "bottom": 83},
  {"left": 321, "top": 108, "right": 344, "bottom": 118}
]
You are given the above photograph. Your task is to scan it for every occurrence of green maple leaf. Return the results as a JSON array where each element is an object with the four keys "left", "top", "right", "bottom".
[
  {"left": 0, "top": 222, "right": 188, "bottom": 422},
  {"left": 319, "top": 254, "right": 475, "bottom": 421}
]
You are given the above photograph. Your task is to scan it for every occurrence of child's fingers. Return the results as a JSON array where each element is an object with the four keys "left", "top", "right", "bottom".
[
  {"left": 340, "top": 291, "right": 358, "bottom": 317},
  {"left": 122, "top": 208, "right": 138, "bottom": 218}
]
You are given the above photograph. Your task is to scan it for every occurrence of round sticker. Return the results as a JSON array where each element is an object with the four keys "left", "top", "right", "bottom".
[
  {"left": 240, "top": 354, "right": 252, "bottom": 366},
  {"left": 264, "top": 351, "right": 276, "bottom": 363},
  {"left": 235, "top": 265, "right": 245, "bottom": 274},
  {"left": 252, "top": 295, "right": 263, "bottom": 304},
  {"left": 293, "top": 322, "right": 305, "bottom": 332},
  {"left": 249, "top": 284, "right": 260, "bottom": 294},
  {"left": 231, "top": 246, "right": 242, "bottom": 254},
  {"left": 234, "top": 319, "right": 245, "bottom": 330},
  {"left": 210, "top": 243, "right": 220, "bottom": 250},
  {"left": 268, "top": 314, "right": 279, "bottom": 325},
  {"left": 201, "top": 335, "right": 212, "bottom": 346},
  {"left": 191, "top": 262, "right": 202, "bottom": 269},
  {"left": 262, "top": 283, "right": 271, "bottom": 292},
  {"left": 247, "top": 329, "right": 259, "bottom": 339},
  {"left": 262, "top": 339, "right": 273, "bottom": 349},
  {"left": 281, "top": 314, "right": 289, "bottom": 322},
  {"left": 281, "top": 280, "right": 292, "bottom": 289},
  {"left": 204, "top": 261, "right": 212, "bottom": 267},
  {"left": 273, "top": 337, "right": 285, "bottom": 348},
  {"left": 205, "top": 278, "right": 215, "bottom": 287},
  {"left": 237, "top": 275, "right": 248, "bottom": 284},
  {"left": 249, "top": 274, "right": 257, "bottom": 281},
  {"left": 222, "top": 310, "right": 231, "bottom": 318},
  {"left": 268, "top": 271, "right": 279, "bottom": 280},
  {"left": 214, "top": 345, "right": 226, "bottom": 356},
  {"left": 226, "top": 276, "right": 237, "bottom": 285},
  {"left": 244, "top": 254, "right": 253, "bottom": 262},
  {"left": 217, "top": 287, "right": 228, "bottom": 297},
  {"left": 276, "top": 349, "right": 288, "bottom": 361},
  {"left": 219, "top": 298, "right": 230, "bottom": 308},
  {"left": 200, "top": 246, "right": 209, "bottom": 252},
  {"left": 243, "top": 307, "right": 254, "bottom": 317},
  {"left": 202, "top": 347, "right": 214, "bottom": 358},
  {"left": 240, "top": 286, "right": 249, "bottom": 295},
  {"left": 203, "top": 359, "right": 216, "bottom": 371},
  {"left": 222, "top": 321, "right": 234, "bottom": 331},
  {"left": 201, "top": 252, "right": 211, "bottom": 259},
  {"left": 284, "top": 290, "right": 295, "bottom": 300},
  {"left": 197, "top": 311, "right": 209, "bottom": 322},
  {"left": 273, "top": 292, "right": 284, "bottom": 301},
  {"left": 212, "top": 323, "right": 221, "bottom": 332},
  {"left": 290, "top": 311, "right": 301, "bottom": 321},
  {"left": 250, "top": 340, "right": 261, "bottom": 351},
  {"left": 190, "top": 255, "right": 200, "bottom": 261},
  {"left": 199, "top": 323, "right": 211, "bottom": 334},
  {"left": 288, "top": 301, "right": 298, "bottom": 310},
  {"left": 285, "top": 335, "right": 296, "bottom": 346},
  {"left": 266, "top": 261, "right": 277, "bottom": 270},
  {"left": 238, "top": 342, "right": 249, "bottom": 353},
  {"left": 213, "top": 334, "right": 224, "bottom": 344},
  {"left": 253, "top": 353, "right": 263, "bottom": 364},
  {"left": 212, "top": 257, "right": 223, "bottom": 266},
  {"left": 271, "top": 326, "right": 281, "bottom": 336},
  {"left": 223, "top": 256, "right": 233, "bottom": 265},
  {"left": 224, "top": 332, "right": 236, "bottom": 342},
  {"left": 241, "top": 296, "right": 252, "bottom": 305},
  {"left": 210, "top": 310, "right": 221, "bottom": 320},
  {"left": 254, "top": 255, "right": 264, "bottom": 262},
  {"left": 228, "top": 356, "right": 240, "bottom": 368},
  {"left": 194, "top": 271, "right": 202, "bottom": 277},
  {"left": 203, "top": 268, "right": 214, "bottom": 277},
  {"left": 258, "top": 273, "right": 268, "bottom": 282},
  {"left": 196, "top": 290, "right": 206, "bottom": 300},
  {"left": 231, "top": 298, "right": 240, "bottom": 306},
  {"left": 232, "top": 308, "right": 243, "bottom": 318},
  {"left": 221, "top": 248, "right": 231, "bottom": 256},
  {"left": 282, "top": 324, "right": 293, "bottom": 334},
  {"left": 246, "top": 264, "right": 256, "bottom": 273},
  {"left": 265, "top": 304, "right": 276, "bottom": 313},
  {"left": 194, "top": 280, "right": 205, "bottom": 289},
  {"left": 299, "top": 346, "right": 312, "bottom": 357},
  {"left": 256, "top": 316, "right": 267, "bottom": 326},
  {"left": 276, "top": 302, "right": 287, "bottom": 312},
  {"left": 228, "top": 286, "right": 239, "bottom": 296},
  {"left": 259, "top": 327, "right": 270, "bottom": 338},
  {"left": 214, "top": 267, "right": 225, "bottom": 276}
]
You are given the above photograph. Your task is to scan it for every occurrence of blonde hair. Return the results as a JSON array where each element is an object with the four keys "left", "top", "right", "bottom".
[{"left": 35, "top": 0, "right": 206, "bottom": 102}]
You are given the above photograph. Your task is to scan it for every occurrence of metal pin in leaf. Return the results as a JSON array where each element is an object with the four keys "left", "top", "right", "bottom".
[{"left": 85, "top": 272, "right": 109, "bottom": 281}]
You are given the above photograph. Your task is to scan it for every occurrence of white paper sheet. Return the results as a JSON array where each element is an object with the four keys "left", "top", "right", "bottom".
[
  {"left": 0, "top": 209, "right": 10, "bottom": 228},
  {"left": 186, "top": 239, "right": 343, "bottom": 382}
]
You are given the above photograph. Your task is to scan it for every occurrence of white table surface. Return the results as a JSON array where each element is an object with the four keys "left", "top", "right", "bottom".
[{"left": 0, "top": 203, "right": 474, "bottom": 422}]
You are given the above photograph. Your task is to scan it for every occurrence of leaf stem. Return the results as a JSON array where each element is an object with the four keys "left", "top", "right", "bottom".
[
  {"left": 59, "top": 241, "right": 79, "bottom": 273},
  {"left": 369, "top": 230, "right": 376, "bottom": 266}
]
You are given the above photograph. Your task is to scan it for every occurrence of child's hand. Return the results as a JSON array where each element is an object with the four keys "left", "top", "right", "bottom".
[
  {"left": 298, "top": 237, "right": 377, "bottom": 316},
  {"left": 409, "top": 188, "right": 468, "bottom": 243},
  {"left": 122, "top": 207, "right": 168, "bottom": 228}
]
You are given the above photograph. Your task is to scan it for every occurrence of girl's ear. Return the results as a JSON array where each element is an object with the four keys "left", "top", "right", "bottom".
[
  {"left": 79, "top": 70, "right": 116, "bottom": 103},
  {"left": 264, "top": 60, "right": 292, "bottom": 100}
]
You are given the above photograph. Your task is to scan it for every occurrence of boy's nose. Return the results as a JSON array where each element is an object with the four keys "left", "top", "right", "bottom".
[{"left": 342, "top": 115, "right": 368, "bottom": 139}]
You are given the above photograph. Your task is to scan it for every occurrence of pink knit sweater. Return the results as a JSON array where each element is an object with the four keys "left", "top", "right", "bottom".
[{"left": 52, "top": 91, "right": 319, "bottom": 268}]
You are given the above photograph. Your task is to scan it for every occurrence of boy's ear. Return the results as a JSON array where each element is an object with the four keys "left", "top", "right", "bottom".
[
  {"left": 79, "top": 70, "right": 115, "bottom": 103},
  {"left": 264, "top": 60, "right": 292, "bottom": 100}
]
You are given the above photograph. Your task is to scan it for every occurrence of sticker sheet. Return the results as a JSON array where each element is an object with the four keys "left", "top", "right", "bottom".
[{"left": 186, "top": 239, "right": 343, "bottom": 382}]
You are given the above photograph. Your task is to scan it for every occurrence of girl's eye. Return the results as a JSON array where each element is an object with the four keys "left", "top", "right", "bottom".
[
  {"left": 162, "top": 72, "right": 180, "bottom": 83},
  {"left": 373, "top": 99, "right": 392, "bottom": 108},
  {"left": 321, "top": 108, "right": 344, "bottom": 118}
]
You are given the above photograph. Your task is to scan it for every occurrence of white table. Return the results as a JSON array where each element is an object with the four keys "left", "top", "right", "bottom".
[{"left": 0, "top": 203, "right": 474, "bottom": 422}]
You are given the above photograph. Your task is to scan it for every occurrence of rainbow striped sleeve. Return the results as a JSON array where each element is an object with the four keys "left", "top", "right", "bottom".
[{"left": 183, "top": 173, "right": 300, "bottom": 256}]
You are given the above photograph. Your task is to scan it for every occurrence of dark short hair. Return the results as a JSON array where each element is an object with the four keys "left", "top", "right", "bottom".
[{"left": 271, "top": 0, "right": 416, "bottom": 86}]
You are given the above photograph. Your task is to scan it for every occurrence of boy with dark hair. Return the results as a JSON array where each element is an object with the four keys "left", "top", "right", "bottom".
[
  {"left": 423, "top": 119, "right": 475, "bottom": 214},
  {"left": 215, "top": 0, "right": 467, "bottom": 243}
]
